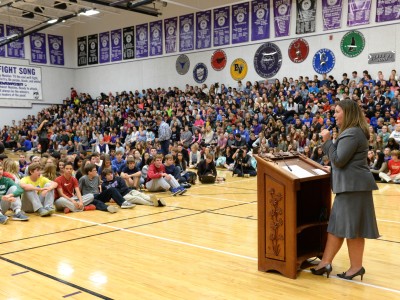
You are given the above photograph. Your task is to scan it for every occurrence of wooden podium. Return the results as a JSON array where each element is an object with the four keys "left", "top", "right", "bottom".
[{"left": 255, "top": 153, "right": 331, "bottom": 279}]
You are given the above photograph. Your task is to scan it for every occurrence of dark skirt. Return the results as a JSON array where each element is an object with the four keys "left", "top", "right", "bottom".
[{"left": 327, "top": 191, "right": 380, "bottom": 239}]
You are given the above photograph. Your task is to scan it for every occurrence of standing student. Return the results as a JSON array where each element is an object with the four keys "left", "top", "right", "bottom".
[
  {"left": 311, "top": 99, "right": 379, "bottom": 280},
  {"left": 155, "top": 116, "right": 172, "bottom": 155}
]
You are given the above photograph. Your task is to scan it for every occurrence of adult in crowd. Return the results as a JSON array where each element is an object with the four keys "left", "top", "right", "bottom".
[{"left": 156, "top": 116, "right": 172, "bottom": 155}]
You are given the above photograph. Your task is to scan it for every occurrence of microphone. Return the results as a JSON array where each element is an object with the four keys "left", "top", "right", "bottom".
[{"left": 283, "top": 156, "right": 292, "bottom": 172}]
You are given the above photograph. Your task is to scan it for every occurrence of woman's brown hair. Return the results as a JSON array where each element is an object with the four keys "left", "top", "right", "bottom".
[{"left": 336, "top": 99, "right": 370, "bottom": 140}]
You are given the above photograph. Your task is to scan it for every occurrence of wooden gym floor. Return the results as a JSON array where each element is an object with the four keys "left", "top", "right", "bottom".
[{"left": 1, "top": 166, "right": 400, "bottom": 299}]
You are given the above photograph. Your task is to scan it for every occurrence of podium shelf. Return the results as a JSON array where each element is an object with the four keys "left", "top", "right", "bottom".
[{"left": 297, "top": 222, "right": 328, "bottom": 234}]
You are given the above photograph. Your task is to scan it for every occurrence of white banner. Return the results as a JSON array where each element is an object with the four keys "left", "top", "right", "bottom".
[{"left": 0, "top": 64, "right": 42, "bottom": 100}]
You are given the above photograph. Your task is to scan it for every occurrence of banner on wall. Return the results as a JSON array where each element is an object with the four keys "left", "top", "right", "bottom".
[
  {"left": 376, "top": 0, "right": 400, "bottom": 22},
  {"left": 322, "top": 0, "right": 343, "bottom": 30},
  {"left": 48, "top": 34, "right": 64, "bottom": 66},
  {"left": 251, "top": 0, "right": 270, "bottom": 41},
  {"left": 77, "top": 36, "right": 87, "bottom": 66},
  {"left": 0, "top": 64, "right": 42, "bottom": 100},
  {"left": 88, "top": 34, "right": 98, "bottom": 65},
  {"left": 111, "top": 29, "right": 122, "bottom": 62},
  {"left": 136, "top": 23, "right": 149, "bottom": 58},
  {"left": 196, "top": 10, "right": 211, "bottom": 50},
  {"left": 179, "top": 13, "right": 194, "bottom": 52},
  {"left": 30, "top": 33, "right": 47, "bottom": 64},
  {"left": 347, "top": 0, "right": 371, "bottom": 26},
  {"left": 232, "top": 2, "right": 249, "bottom": 44},
  {"left": 296, "top": 0, "right": 317, "bottom": 34},
  {"left": 150, "top": 20, "right": 163, "bottom": 56},
  {"left": 273, "top": 0, "right": 292, "bottom": 37},
  {"left": 0, "top": 24, "right": 4, "bottom": 57},
  {"left": 99, "top": 32, "right": 110, "bottom": 64},
  {"left": 213, "top": 6, "right": 230, "bottom": 47},
  {"left": 165, "top": 17, "right": 177, "bottom": 54},
  {"left": 6, "top": 25, "right": 24, "bottom": 59},
  {"left": 123, "top": 26, "right": 135, "bottom": 60}
]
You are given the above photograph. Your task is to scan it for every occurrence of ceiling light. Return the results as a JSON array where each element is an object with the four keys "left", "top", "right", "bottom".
[
  {"left": 54, "top": 1, "right": 67, "bottom": 9},
  {"left": 47, "top": 18, "right": 59, "bottom": 24},
  {"left": 126, "top": 0, "right": 153, "bottom": 9},
  {"left": 79, "top": 8, "right": 99, "bottom": 16},
  {"left": 22, "top": 11, "right": 35, "bottom": 18},
  {"left": 34, "top": 6, "right": 45, "bottom": 13}
]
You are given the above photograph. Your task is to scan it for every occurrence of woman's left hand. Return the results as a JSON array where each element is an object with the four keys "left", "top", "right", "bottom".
[{"left": 320, "top": 129, "right": 331, "bottom": 142}]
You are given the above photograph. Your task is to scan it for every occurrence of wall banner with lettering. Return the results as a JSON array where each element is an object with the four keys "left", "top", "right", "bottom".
[
  {"left": 0, "top": 64, "right": 42, "bottom": 100},
  {"left": 296, "top": 0, "right": 317, "bottom": 34},
  {"left": 232, "top": 2, "right": 250, "bottom": 44},
  {"left": 165, "top": 17, "right": 178, "bottom": 54},
  {"left": 77, "top": 36, "right": 87, "bottom": 66},
  {"left": 111, "top": 29, "right": 122, "bottom": 62},
  {"left": 88, "top": 34, "right": 98, "bottom": 65},
  {"left": 99, "top": 32, "right": 110, "bottom": 64},
  {"left": 196, "top": 10, "right": 211, "bottom": 50},
  {"left": 30, "top": 33, "right": 47, "bottom": 64},
  {"left": 6, "top": 25, "right": 24, "bottom": 59},
  {"left": 214, "top": 6, "right": 230, "bottom": 47},
  {"left": 150, "top": 20, "right": 163, "bottom": 56},
  {"left": 48, "top": 34, "right": 64, "bottom": 66},
  {"left": 123, "top": 26, "right": 135, "bottom": 60},
  {"left": 322, "top": 0, "right": 343, "bottom": 31},
  {"left": 0, "top": 24, "right": 5, "bottom": 57},
  {"left": 273, "top": 1, "right": 292, "bottom": 37},
  {"left": 376, "top": 0, "right": 400, "bottom": 22},
  {"left": 347, "top": 0, "right": 371, "bottom": 26},
  {"left": 251, "top": 0, "right": 270, "bottom": 41},
  {"left": 136, "top": 23, "right": 149, "bottom": 58},
  {"left": 179, "top": 13, "right": 194, "bottom": 52}
]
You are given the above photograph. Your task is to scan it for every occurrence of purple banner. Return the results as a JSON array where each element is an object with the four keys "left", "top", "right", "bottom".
[
  {"left": 48, "top": 34, "right": 64, "bottom": 65},
  {"left": 164, "top": 17, "right": 177, "bottom": 54},
  {"left": 77, "top": 36, "right": 87, "bottom": 66},
  {"left": 347, "top": 0, "right": 371, "bottom": 26},
  {"left": 150, "top": 20, "right": 163, "bottom": 56},
  {"left": 30, "top": 33, "right": 47, "bottom": 64},
  {"left": 179, "top": 14, "right": 194, "bottom": 52},
  {"left": 88, "top": 34, "right": 98, "bottom": 65},
  {"left": 322, "top": 0, "right": 343, "bottom": 30},
  {"left": 6, "top": 25, "right": 24, "bottom": 58},
  {"left": 214, "top": 6, "right": 230, "bottom": 46},
  {"left": 273, "top": 0, "right": 292, "bottom": 37},
  {"left": 111, "top": 29, "right": 122, "bottom": 62},
  {"left": 123, "top": 26, "right": 135, "bottom": 60},
  {"left": 376, "top": 0, "right": 400, "bottom": 22},
  {"left": 99, "top": 32, "right": 110, "bottom": 64},
  {"left": 0, "top": 24, "right": 5, "bottom": 57},
  {"left": 296, "top": 0, "right": 317, "bottom": 34},
  {"left": 196, "top": 10, "right": 211, "bottom": 49},
  {"left": 136, "top": 23, "right": 148, "bottom": 58},
  {"left": 232, "top": 2, "right": 250, "bottom": 44},
  {"left": 251, "top": 0, "right": 270, "bottom": 41}
]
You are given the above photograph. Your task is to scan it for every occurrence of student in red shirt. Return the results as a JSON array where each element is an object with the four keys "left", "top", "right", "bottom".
[{"left": 379, "top": 150, "right": 400, "bottom": 183}]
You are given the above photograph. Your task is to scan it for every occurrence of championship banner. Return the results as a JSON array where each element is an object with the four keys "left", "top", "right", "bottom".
[
  {"left": 164, "top": 17, "right": 177, "bottom": 54},
  {"left": 0, "top": 64, "right": 42, "bottom": 100},
  {"left": 150, "top": 20, "right": 163, "bottom": 56},
  {"left": 179, "top": 13, "right": 194, "bottom": 52},
  {"left": 6, "top": 25, "right": 24, "bottom": 59},
  {"left": 88, "top": 34, "right": 98, "bottom": 65},
  {"left": 213, "top": 6, "right": 230, "bottom": 47},
  {"left": 99, "top": 32, "right": 110, "bottom": 64},
  {"left": 376, "top": 0, "right": 400, "bottom": 22},
  {"left": 232, "top": 2, "right": 249, "bottom": 44},
  {"left": 273, "top": 0, "right": 292, "bottom": 37},
  {"left": 196, "top": 10, "right": 211, "bottom": 50},
  {"left": 296, "top": 0, "right": 317, "bottom": 34},
  {"left": 136, "top": 23, "right": 149, "bottom": 58},
  {"left": 123, "top": 26, "right": 135, "bottom": 60},
  {"left": 251, "top": 0, "right": 270, "bottom": 41},
  {"left": 111, "top": 29, "right": 122, "bottom": 62},
  {"left": 322, "top": 0, "right": 343, "bottom": 30},
  {"left": 48, "top": 34, "right": 64, "bottom": 66},
  {"left": 77, "top": 36, "right": 87, "bottom": 66},
  {"left": 347, "top": 0, "right": 371, "bottom": 26},
  {"left": 30, "top": 33, "right": 47, "bottom": 64},
  {"left": 0, "top": 24, "right": 4, "bottom": 57}
]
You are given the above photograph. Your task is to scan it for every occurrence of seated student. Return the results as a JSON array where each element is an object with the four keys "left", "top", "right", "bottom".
[
  {"left": 232, "top": 146, "right": 257, "bottom": 177},
  {"left": 18, "top": 154, "right": 29, "bottom": 177},
  {"left": 370, "top": 151, "right": 388, "bottom": 181},
  {"left": 379, "top": 150, "right": 400, "bottom": 183},
  {"left": 121, "top": 157, "right": 142, "bottom": 189},
  {"left": 197, "top": 154, "right": 217, "bottom": 184},
  {"left": 19, "top": 163, "right": 58, "bottom": 217},
  {"left": 145, "top": 154, "right": 186, "bottom": 196},
  {"left": 164, "top": 154, "right": 191, "bottom": 188},
  {"left": 79, "top": 163, "right": 135, "bottom": 212},
  {"left": 102, "top": 169, "right": 165, "bottom": 207},
  {"left": 111, "top": 150, "right": 126, "bottom": 175},
  {"left": 175, "top": 152, "right": 197, "bottom": 185},
  {"left": 0, "top": 163, "right": 29, "bottom": 224},
  {"left": 54, "top": 162, "right": 96, "bottom": 214}
]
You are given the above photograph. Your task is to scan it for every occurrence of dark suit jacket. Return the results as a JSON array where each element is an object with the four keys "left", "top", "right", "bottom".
[{"left": 322, "top": 127, "right": 378, "bottom": 194}]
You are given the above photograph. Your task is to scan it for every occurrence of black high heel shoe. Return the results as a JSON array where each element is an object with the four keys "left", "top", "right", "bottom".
[
  {"left": 310, "top": 264, "right": 332, "bottom": 278},
  {"left": 337, "top": 267, "right": 365, "bottom": 280}
]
